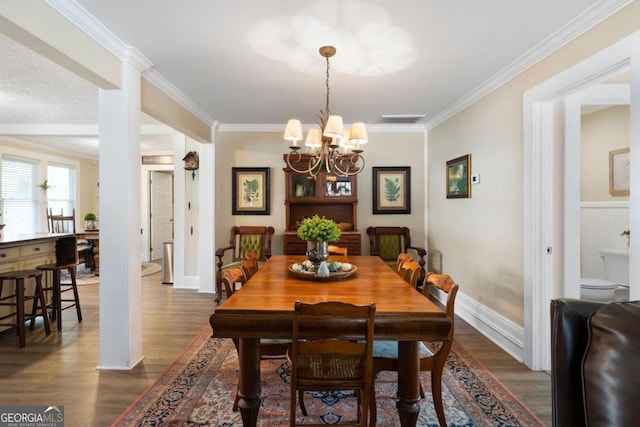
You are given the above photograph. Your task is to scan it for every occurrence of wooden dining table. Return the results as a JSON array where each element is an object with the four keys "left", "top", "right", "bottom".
[
  {"left": 209, "top": 255, "right": 451, "bottom": 427},
  {"left": 76, "top": 229, "right": 99, "bottom": 273}
]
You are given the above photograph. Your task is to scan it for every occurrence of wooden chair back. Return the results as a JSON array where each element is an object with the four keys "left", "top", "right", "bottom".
[
  {"left": 221, "top": 267, "right": 245, "bottom": 299},
  {"left": 55, "top": 235, "right": 79, "bottom": 267},
  {"left": 240, "top": 251, "right": 259, "bottom": 279},
  {"left": 48, "top": 208, "right": 77, "bottom": 233},
  {"left": 289, "top": 301, "right": 376, "bottom": 426},
  {"left": 229, "top": 226, "right": 274, "bottom": 261},
  {"left": 328, "top": 244, "right": 348, "bottom": 259},
  {"left": 395, "top": 252, "right": 414, "bottom": 273},
  {"left": 398, "top": 259, "right": 422, "bottom": 288}
]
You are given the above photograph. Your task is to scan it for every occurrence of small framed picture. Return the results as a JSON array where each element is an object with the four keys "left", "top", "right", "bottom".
[
  {"left": 232, "top": 167, "right": 270, "bottom": 215},
  {"left": 609, "top": 147, "right": 630, "bottom": 196},
  {"left": 372, "top": 166, "right": 411, "bottom": 214},
  {"left": 446, "top": 154, "right": 471, "bottom": 199}
]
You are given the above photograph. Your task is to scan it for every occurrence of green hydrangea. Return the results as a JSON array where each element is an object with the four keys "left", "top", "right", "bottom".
[{"left": 297, "top": 215, "right": 341, "bottom": 241}]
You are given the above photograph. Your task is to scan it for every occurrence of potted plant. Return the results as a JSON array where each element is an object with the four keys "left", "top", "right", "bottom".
[
  {"left": 621, "top": 229, "right": 630, "bottom": 247},
  {"left": 84, "top": 213, "right": 97, "bottom": 230},
  {"left": 297, "top": 215, "right": 341, "bottom": 266}
]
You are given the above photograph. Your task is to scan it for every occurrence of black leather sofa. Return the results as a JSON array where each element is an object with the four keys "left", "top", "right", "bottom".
[{"left": 550, "top": 298, "right": 640, "bottom": 427}]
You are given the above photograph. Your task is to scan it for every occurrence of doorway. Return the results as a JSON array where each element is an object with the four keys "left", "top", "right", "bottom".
[
  {"left": 523, "top": 30, "right": 639, "bottom": 370},
  {"left": 149, "top": 171, "right": 174, "bottom": 261}
]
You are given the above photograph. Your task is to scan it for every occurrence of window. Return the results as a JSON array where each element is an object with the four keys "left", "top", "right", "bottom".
[
  {"left": 2, "top": 156, "right": 40, "bottom": 233},
  {"left": 47, "top": 164, "right": 77, "bottom": 217}
]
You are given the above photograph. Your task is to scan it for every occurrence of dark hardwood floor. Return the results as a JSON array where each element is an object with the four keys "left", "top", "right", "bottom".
[{"left": 0, "top": 268, "right": 550, "bottom": 426}]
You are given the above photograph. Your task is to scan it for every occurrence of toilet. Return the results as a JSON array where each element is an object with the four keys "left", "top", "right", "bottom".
[{"left": 581, "top": 248, "right": 630, "bottom": 302}]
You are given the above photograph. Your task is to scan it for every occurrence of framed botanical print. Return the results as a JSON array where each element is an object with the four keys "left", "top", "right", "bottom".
[
  {"left": 372, "top": 166, "right": 411, "bottom": 214},
  {"left": 446, "top": 154, "right": 471, "bottom": 199},
  {"left": 609, "top": 147, "right": 630, "bottom": 196},
  {"left": 232, "top": 167, "right": 270, "bottom": 215}
]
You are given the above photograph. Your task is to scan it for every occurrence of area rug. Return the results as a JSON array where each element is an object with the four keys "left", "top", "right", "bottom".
[
  {"left": 112, "top": 326, "right": 544, "bottom": 426},
  {"left": 60, "top": 262, "right": 162, "bottom": 285}
]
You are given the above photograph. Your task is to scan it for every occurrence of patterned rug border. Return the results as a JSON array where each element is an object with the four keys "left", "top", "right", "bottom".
[
  {"left": 450, "top": 339, "right": 544, "bottom": 425},
  {"left": 112, "top": 326, "right": 545, "bottom": 426},
  {"left": 110, "top": 326, "right": 215, "bottom": 426}
]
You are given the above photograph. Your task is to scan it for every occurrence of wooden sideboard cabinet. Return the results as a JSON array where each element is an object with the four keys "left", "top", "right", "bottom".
[
  {"left": 283, "top": 154, "right": 361, "bottom": 255},
  {"left": 283, "top": 231, "right": 361, "bottom": 256}
]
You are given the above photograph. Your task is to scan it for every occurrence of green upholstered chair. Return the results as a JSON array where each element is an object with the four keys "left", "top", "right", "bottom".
[
  {"left": 366, "top": 226, "right": 427, "bottom": 278},
  {"left": 215, "top": 226, "right": 274, "bottom": 304}
]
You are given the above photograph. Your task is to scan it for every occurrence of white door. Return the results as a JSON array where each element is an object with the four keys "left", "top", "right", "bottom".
[{"left": 150, "top": 171, "right": 173, "bottom": 261}]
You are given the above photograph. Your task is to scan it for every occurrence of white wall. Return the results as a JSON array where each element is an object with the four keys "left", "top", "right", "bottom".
[
  {"left": 214, "top": 130, "right": 427, "bottom": 262},
  {"left": 428, "top": 2, "right": 640, "bottom": 331}
]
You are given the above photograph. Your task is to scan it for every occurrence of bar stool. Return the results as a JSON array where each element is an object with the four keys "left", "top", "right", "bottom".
[
  {"left": 0, "top": 269, "right": 51, "bottom": 348},
  {"left": 37, "top": 235, "right": 82, "bottom": 331}
]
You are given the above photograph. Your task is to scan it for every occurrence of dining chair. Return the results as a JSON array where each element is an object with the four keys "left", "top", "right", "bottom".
[
  {"left": 398, "top": 258, "right": 422, "bottom": 289},
  {"left": 328, "top": 244, "right": 348, "bottom": 259},
  {"left": 215, "top": 226, "right": 275, "bottom": 304},
  {"left": 240, "top": 251, "right": 259, "bottom": 279},
  {"left": 395, "top": 252, "right": 414, "bottom": 273},
  {"left": 288, "top": 300, "right": 376, "bottom": 427},
  {"left": 370, "top": 272, "right": 458, "bottom": 427},
  {"left": 366, "top": 227, "right": 427, "bottom": 282}
]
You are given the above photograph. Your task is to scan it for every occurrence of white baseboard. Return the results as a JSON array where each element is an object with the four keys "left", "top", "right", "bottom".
[
  {"left": 172, "top": 275, "right": 200, "bottom": 290},
  {"left": 430, "top": 288, "right": 525, "bottom": 362}
]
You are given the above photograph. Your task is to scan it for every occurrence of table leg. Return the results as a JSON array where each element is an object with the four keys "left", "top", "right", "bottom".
[
  {"left": 397, "top": 341, "right": 420, "bottom": 427},
  {"left": 237, "top": 338, "right": 261, "bottom": 427}
]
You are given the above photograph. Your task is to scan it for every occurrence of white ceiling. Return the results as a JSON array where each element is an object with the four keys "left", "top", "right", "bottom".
[{"left": 0, "top": 0, "right": 620, "bottom": 157}]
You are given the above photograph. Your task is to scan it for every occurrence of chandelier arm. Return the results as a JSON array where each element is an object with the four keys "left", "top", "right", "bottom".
[
  {"left": 286, "top": 151, "right": 321, "bottom": 177},
  {"left": 332, "top": 152, "right": 365, "bottom": 177}
]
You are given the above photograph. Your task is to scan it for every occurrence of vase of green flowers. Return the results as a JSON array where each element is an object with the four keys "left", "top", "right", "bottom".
[{"left": 297, "top": 215, "right": 341, "bottom": 267}]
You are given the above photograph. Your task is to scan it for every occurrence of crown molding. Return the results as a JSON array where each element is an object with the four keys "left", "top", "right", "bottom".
[
  {"left": 45, "top": 0, "right": 214, "bottom": 126},
  {"left": 425, "top": 0, "right": 634, "bottom": 130},
  {"left": 218, "top": 123, "right": 427, "bottom": 132},
  {"left": 44, "top": 0, "right": 152, "bottom": 72}
]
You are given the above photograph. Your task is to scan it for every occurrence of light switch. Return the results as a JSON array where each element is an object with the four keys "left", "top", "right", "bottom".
[{"left": 471, "top": 174, "right": 480, "bottom": 184}]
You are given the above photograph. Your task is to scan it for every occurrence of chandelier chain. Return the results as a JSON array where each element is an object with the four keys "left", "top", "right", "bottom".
[{"left": 325, "top": 55, "right": 331, "bottom": 116}]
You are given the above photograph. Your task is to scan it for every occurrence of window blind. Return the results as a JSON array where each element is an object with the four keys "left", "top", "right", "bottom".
[{"left": 2, "top": 156, "right": 40, "bottom": 233}]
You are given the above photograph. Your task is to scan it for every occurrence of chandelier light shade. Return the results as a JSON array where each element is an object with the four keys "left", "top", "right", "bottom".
[
  {"left": 284, "top": 119, "right": 303, "bottom": 146},
  {"left": 284, "top": 46, "right": 367, "bottom": 177}
]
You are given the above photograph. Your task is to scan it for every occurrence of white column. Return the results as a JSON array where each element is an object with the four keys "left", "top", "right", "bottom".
[
  {"left": 97, "top": 62, "right": 143, "bottom": 369},
  {"left": 172, "top": 135, "right": 187, "bottom": 289},
  {"left": 197, "top": 124, "right": 216, "bottom": 293},
  {"left": 630, "top": 52, "right": 640, "bottom": 301}
]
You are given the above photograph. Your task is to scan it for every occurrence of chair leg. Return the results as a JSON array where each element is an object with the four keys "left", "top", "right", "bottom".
[
  {"left": 215, "top": 276, "right": 222, "bottom": 304},
  {"left": 298, "top": 390, "right": 307, "bottom": 416},
  {"left": 34, "top": 275, "right": 51, "bottom": 335},
  {"left": 54, "top": 270, "right": 62, "bottom": 331},
  {"left": 432, "top": 365, "right": 446, "bottom": 427},
  {"left": 69, "top": 268, "right": 82, "bottom": 321},
  {"left": 16, "top": 278, "right": 25, "bottom": 348}
]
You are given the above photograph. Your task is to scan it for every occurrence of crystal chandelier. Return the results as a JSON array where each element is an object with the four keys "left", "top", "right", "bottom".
[{"left": 283, "top": 46, "right": 367, "bottom": 177}]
